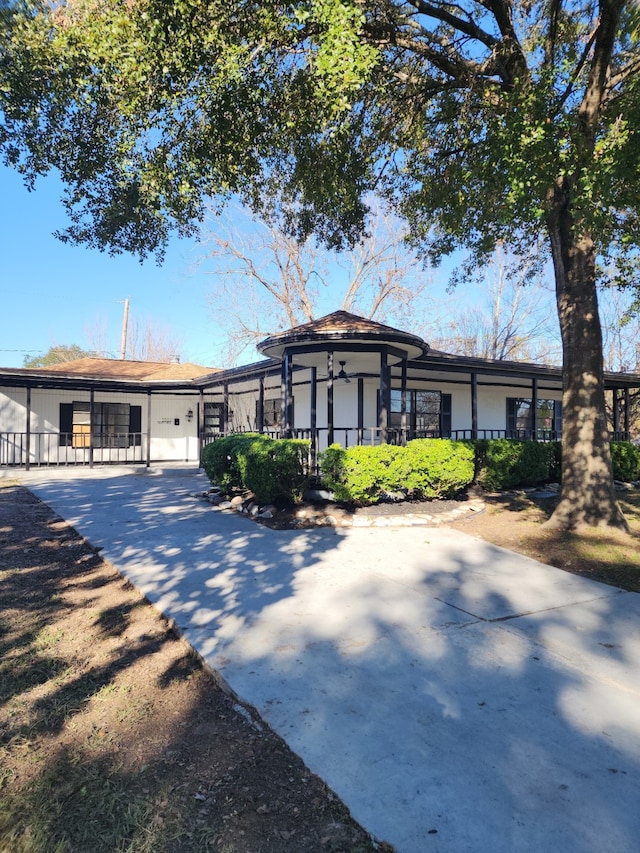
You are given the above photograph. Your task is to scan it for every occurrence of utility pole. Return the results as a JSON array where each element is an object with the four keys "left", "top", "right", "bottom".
[{"left": 118, "top": 298, "right": 130, "bottom": 360}]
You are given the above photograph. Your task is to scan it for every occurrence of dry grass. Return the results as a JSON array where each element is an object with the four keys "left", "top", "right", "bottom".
[
  {"left": 449, "top": 488, "right": 640, "bottom": 593},
  {"left": 0, "top": 485, "right": 382, "bottom": 853}
]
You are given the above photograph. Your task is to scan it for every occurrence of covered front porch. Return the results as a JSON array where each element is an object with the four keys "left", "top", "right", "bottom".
[{"left": 1, "top": 311, "right": 638, "bottom": 471}]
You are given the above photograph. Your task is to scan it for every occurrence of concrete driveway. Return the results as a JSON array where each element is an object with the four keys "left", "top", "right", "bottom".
[{"left": 17, "top": 466, "right": 640, "bottom": 852}]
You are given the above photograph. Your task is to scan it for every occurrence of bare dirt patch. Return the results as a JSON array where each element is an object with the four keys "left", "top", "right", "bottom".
[{"left": 0, "top": 484, "right": 388, "bottom": 853}]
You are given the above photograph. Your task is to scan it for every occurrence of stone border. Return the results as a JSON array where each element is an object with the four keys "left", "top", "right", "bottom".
[{"left": 193, "top": 489, "right": 486, "bottom": 529}]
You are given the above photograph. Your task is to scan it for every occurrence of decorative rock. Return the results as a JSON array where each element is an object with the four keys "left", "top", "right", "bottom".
[
  {"left": 303, "top": 488, "right": 334, "bottom": 502},
  {"left": 218, "top": 501, "right": 233, "bottom": 510},
  {"left": 380, "top": 490, "right": 407, "bottom": 503},
  {"left": 257, "top": 510, "right": 274, "bottom": 519},
  {"left": 230, "top": 496, "right": 244, "bottom": 508}
]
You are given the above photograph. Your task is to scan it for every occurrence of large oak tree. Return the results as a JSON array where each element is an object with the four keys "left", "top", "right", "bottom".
[{"left": 1, "top": 0, "right": 639, "bottom": 529}]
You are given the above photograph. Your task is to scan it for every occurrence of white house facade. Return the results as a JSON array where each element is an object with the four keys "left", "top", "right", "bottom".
[{"left": 1, "top": 311, "right": 637, "bottom": 471}]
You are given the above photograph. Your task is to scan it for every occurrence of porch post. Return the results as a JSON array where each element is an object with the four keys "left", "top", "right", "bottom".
[
  {"left": 286, "top": 354, "right": 294, "bottom": 434},
  {"left": 146, "top": 390, "right": 152, "bottom": 467},
  {"left": 357, "top": 378, "right": 364, "bottom": 445},
  {"left": 532, "top": 377, "right": 539, "bottom": 441},
  {"left": 379, "top": 348, "right": 389, "bottom": 444},
  {"left": 310, "top": 366, "right": 317, "bottom": 464},
  {"left": 198, "top": 389, "right": 205, "bottom": 462},
  {"left": 280, "top": 359, "right": 286, "bottom": 435},
  {"left": 613, "top": 388, "right": 620, "bottom": 437},
  {"left": 257, "top": 376, "right": 264, "bottom": 433},
  {"left": 400, "top": 358, "right": 408, "bottom": 445},
  {"left": 327, "top": 351, "right": 334, "bottom": 446},
  {"left": 624, "top": 388, "right": 631, "bottom": 438},
  {"left": 471, "top": 373, "right": 478, "bottom": 440},
  {"left": 223, "top": 381, "right": 229, "bottom": 433},
  {"left": 25, "top": 385, "right": 31, "bottom": 471},
  {"left": 89, "top": 388, "right": 95, "bottom": 468}
]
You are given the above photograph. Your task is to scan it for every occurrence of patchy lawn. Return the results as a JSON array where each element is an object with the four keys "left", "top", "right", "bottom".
[
  {"left": 448, "top": 488, "right": 640, "bottom": 593},
  {"left": 0, "top": 484, "right": 385, "bottom": 853}
]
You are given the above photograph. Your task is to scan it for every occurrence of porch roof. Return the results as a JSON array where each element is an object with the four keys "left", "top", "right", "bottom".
[{"left": 257, "top": 310, "right": 428, "bottom": 361}]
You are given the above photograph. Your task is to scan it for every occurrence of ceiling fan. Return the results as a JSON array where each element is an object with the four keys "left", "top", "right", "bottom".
[{"left": 337, "top": 361, "right": 351, "bottom": 383}]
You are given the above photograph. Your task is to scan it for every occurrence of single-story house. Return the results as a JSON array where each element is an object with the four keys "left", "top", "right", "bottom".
[{"left": 1, "top": 310, "right": 638, "bottom": 471}]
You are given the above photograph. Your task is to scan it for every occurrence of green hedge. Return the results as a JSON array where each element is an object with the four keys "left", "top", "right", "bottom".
[
  {"left": 202, "top": 436, "right": 639, "bottom": 509},
  {"left": 610, "top": 441, "right": 640, "bottom": 482},
  {"left": 473, "top": 439, "right": 558, "bottom": 491},
  {"left": 474, "top": 439, "right": 640, "bottom": 490},
  {"left": 201, "top": 434, "right": 311, "bottom": 505},
  {"left": 319, "top": 440, "right": 475, "bottom": 505}
]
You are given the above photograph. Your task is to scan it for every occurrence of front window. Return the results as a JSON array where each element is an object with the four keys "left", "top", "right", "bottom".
[
  {"left": 389, "top": 390, "right": 451, "bottom": 436},
  {"left": 506, "top": 398, "right": 562, "bottom": 437},
  {"left": 60, "top": 402, "right": 141, "bottom": 448},
  {"left": 261, "top": 398, "right": 281, "bottom": 429},
  {"left": 204, "top": 402, "right": 224, "bottom": 434}
]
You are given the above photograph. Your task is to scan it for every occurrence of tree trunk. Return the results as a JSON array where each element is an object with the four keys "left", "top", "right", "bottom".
[{"left": 545, "top": 180, "right": 627, "bottom": 531}]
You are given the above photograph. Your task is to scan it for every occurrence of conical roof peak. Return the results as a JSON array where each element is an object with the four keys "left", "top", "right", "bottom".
[{"left": 258, "top": 310, "right": 427, "bottom": 360}]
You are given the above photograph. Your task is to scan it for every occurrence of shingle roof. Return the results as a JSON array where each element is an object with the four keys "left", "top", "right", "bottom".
[
  {"left": 23, "top": 357, "right": 218, "bottom": 381},
  {"left": 275, "top": 310, "right": 413, "bottom": 337},
  {"left": 258, "top": 310, "right": 427, "bottom": 359}
]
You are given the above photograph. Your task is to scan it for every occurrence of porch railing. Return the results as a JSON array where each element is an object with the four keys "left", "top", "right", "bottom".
[
  {"left": 0, "top": 432, "right": 146, "bottom": 469},
  {"left": 3, "top": 426, "right": 632, "bottom": 470},
  {"left": 202, "top": 426, "right": 570, "bottom": 448}
]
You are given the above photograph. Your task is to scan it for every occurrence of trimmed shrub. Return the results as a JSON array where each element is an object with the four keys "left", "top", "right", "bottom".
[
  {"left": 318, "top": 444, "right": 350, "bottom": 503},
  {"left": 319, "top": 444, "right": 405, "bottom": 505},
  {"left": 611, "top": 441, "right": 640, "bottom": 482},
  {"left": 201, "top": 434, "right": 311, "bottom": 504},
  {"left": 474, "top": 439, "right": 557, "bottom": 491},
  {"left": 200, "top": 434, "right": 251, "bottom": 490},
  {"left": 319, "top": 440, "right": 475, "bottom": 505},
  {"left": 402, "top": 439, "right": 475, "bottom": 498}
]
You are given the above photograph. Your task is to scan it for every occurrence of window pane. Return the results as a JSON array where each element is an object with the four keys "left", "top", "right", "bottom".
[
  {"left": 263, "top": 399, "right": 280, "bottom": 428},
  {"left": 390, "top": 389, "right": 403, "bottom": 413},
  {"left": 536, "top": 399, "right": 554, "bottom": 431},
  {"left": 514, "top": 399, "right": 532, "bottom": 431},
  {"left": 415, "top": 391, "right": 441, "bottom": 432},
  {"left": 100, "top": 403, "right": 130, "bottom": 447},
  {"left": 72, "top": 402, "right": 91, "bottom": 448},
  {"left": 204, "top": 402, "right": 223, "bottom": 431}
]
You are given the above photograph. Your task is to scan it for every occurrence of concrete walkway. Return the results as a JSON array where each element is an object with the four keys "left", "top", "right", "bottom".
[{"left": 16, "top": 466, "right": 640, "bottom": 852}]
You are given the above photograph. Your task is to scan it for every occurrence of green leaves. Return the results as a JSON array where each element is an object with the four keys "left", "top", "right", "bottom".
[{"left": 1, "top": 1, "right": 638, "bottom": 268}]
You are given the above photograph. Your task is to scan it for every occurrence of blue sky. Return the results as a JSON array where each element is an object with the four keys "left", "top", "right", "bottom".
[
  {"left": 1, "top": 162, "right": 459, "bottom": 371},
  {"left": 1, "top": 164, "right": 223, "bottom": 369}
]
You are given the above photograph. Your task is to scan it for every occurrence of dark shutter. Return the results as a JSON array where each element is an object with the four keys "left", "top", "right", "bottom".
[
  {"left": 59, "top": 403, "right": 73, "bottom": 447},
  {"left": 554, "top": 400, "right": 563, "bottom": 438},
  {"left": 440, "top": 394, "right": 452, "bottom": 437},
  {"left": 129, "top": 406, "right": 142, "bottom": 447}
]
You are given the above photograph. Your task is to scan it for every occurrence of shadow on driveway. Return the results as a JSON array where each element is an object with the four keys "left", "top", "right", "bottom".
[{"left": 25, "top": 469, "right": 640, "bottom": 853}]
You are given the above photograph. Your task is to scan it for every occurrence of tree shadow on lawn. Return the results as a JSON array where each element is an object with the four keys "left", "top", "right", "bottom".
[{"left": 473, "top": 491, "right": 640, "bottom": 592}]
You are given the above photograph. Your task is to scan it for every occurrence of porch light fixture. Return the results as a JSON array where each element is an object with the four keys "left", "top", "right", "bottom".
[
  {"left": 337, "top": 361, "right": 350, "bottom": 382},
  {"left": 186, "top": 408, "right": 194, "bottom": 422}
]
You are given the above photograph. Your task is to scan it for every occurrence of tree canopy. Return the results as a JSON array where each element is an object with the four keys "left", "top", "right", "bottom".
[
  {"left": 1, "top": 0, "right": 639, "bottom": 529},
  {"left": 23, "top": 344, "right": 97, "bottom": 368},
  {"left": 0, "top": 1, "right": 637, "bottom": 263}
]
